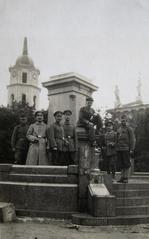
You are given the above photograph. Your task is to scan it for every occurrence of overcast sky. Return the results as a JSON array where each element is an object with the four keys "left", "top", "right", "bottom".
[{"left": 0, "top": 0, "right": 149, "bottom": 110}]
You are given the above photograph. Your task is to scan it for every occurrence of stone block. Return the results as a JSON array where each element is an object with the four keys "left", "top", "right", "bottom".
[
  {"left": 67, "top": 165, "right": 78, "bottom": 175},
  {"left": 0, "top": 181, "right": 78, "bottom": 216},
  {"left": 88, "top": 183, "right": 116, "bottom": 217},
  {"left": 103, "top": 174, "right": 113, "bottom": 193},
  {"left": 0, "top": 164, "right": 12, "bottom": 181},
  {"left": 11, "top": 165, "right": 68, "bottom": 175},
  {"left": 0, "top": 164, "right": 12, "bottom": 172},
  {"left": 0, "top": 202, "right": 16, "bottom": 222}
]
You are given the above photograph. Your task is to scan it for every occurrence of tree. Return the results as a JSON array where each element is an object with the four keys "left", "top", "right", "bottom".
[{"left": 0, "top": 103, "right": 48, "bottom": 163}]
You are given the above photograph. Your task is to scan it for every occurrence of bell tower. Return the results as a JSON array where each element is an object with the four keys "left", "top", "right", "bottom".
[{"left": 7, "top": 37, "right": 41, "bottom": 109}]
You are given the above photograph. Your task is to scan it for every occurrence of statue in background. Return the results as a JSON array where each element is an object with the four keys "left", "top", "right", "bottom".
[
  {"left": 136, "top": 79, "right": 142, "bottom": 103},
  {"left": 114, "top": 85, "right": 121, "bottom": 108}
]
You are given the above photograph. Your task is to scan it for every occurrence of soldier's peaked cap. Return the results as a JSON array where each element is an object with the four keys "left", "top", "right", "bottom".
[
  {"left": 86, "top": 96, "right": 94, "bottom": 101},
  {"left": 105, "top": 120, "right": 114, "bottom": 126},
  {"left": 63, "top": 110, "right": 72, "bottom": 115},
  {"left": 53, "top": 111, "right": 63, "bottom": 117},
  {"left": 121, "top": 114, "right": 127, "bottom": 120}
]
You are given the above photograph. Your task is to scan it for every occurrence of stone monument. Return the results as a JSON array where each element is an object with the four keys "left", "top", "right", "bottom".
[{"left": 42, "top": 72, "right": 98, "bottom": 124}]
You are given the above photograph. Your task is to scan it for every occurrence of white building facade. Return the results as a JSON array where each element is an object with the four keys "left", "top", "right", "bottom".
[{"left": 7, "top": 37, "right": 40, "bottom": 109}]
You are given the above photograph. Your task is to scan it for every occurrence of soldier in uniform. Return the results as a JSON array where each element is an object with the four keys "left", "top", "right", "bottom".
[
  {"left": 78, "top": 96, "right": 103, "bottom": 146},
  {"left": 26, "top": 111, "right": 49, "bottom": 165},
  {"left": 48, "top": 111, "right": 65, "bottom": 165},
  {"left": 117, "top": 115, "right": 136, "bottom": 183},
  {"left": 104, "top": 120, "right": 117, "bottom": 180},
  {"left": 11, "top": 113, "right": 29, "bottom": 164},
  {"left": 63, "top": 110, "right": 78, "bottom": 165}
]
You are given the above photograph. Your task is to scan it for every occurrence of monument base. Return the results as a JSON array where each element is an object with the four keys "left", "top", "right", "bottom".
[{"left": 0, "top": 164, "right": 79, "bottom": 219}]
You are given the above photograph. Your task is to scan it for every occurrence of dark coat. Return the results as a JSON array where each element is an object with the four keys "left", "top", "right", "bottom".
[
  {"left": 48, "top": 122, "right": 64, "bottom": 151},
  {"left": 78, "top": 106, "right": 102, "bottom": 129},
  {"left": 104, "top": 130, "right": 117, "bottom": 156},
  {"left": 63, "top": 121, "right": 78, "bottom": 152},
  {"left": 11, "top": 124, "right": 29, "bottom": 150},
  {"left": 116, "top": 126, "right": 136, "bottom": 151},
  {"left": 78, "top": 106, "right": 95, "bottom": 126}
]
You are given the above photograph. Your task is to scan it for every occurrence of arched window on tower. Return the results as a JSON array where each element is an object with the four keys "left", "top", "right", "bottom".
[
  {"left": 33, "top": 95, "right": 36, "bottom": 108},
  {"left": 22, "top": 72, "right": 27, "bottom": 83},
  {"left": 22, "top": 94, "right": 26, "bottom": 105},
  {"left": 11, "top": 94, "right": 15, "bottom": 105}
]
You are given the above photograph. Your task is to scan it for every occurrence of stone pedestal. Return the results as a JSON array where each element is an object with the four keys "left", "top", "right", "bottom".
[
  {"left": 77, "top": 127, "right": 94, "bottom": 212},
  {"left": 42, "top": 72, "right": 98, "bottom": 124}
]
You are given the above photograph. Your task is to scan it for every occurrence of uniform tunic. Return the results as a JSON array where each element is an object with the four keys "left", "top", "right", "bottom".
[
  {"left": 48, "top": 122, "right": 64, "bottom": 165},
  {"left": 11, "top": 124, "right": 29, "bottom": 164},
  {"left": 26, "top": 122, "right": 49, "bottom": 165},
  {"left": 116, "top": 126, "right": 136, "bottom": 170},
  {"left": 78, "top": 106, "right": 102, "bottom": 144},
  {"left": 48, "top": 122, "right": 64, "bottom": 151},
  {"left": 104, "top": 130, "right": 117, "bottom": 177},
  {"left": 63, "top": 121, "right": 78, "bottom": 165},
  {"left": 63, "top": 121, "right": 78, "bottom": 152}
]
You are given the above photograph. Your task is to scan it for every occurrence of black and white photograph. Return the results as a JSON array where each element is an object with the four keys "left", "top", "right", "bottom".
[{"left": 0, "top": 0, "right": 149, "bottom": 238}]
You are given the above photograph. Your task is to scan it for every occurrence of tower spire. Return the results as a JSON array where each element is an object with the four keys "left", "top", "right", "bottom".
[{"left": 23, "top": 37, "right": 28, "bottom": 55}]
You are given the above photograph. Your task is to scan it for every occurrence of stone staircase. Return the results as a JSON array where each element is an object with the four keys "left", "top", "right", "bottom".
[
  {"left": 72, "top": 178, "right": 149, "bottom": 225},
  {"left": 131, "top": 172, "right": 149, "bottom": 181},
  {"left": 0, "top": 165, "right": 79, "bottom": 219}
]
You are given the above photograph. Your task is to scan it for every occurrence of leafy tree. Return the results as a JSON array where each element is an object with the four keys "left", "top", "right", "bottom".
[{"left": 0, "top": 103, "right": 48, "bottom": 163}]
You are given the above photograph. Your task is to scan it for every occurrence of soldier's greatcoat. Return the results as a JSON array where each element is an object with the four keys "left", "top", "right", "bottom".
[{"left": 26, "top": 122, "right": 49, "bottom": 165}]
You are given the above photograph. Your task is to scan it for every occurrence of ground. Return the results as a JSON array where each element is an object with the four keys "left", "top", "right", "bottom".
[{"left": 0, "top": 218, "right": 149, "bottom": 239}]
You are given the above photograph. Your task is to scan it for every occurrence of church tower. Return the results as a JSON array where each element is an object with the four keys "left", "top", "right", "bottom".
[{"left": 7, "top": 37, "right": 40, "bottom": 109}]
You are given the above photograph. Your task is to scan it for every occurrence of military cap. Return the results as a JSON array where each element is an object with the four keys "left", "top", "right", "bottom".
[
  {"left": 121, "top": 114, "right": 127, "bottom": 120},
  {"left": 19, "top": 114, "right": 27, "bottom": 119},
  {"left": 19, "top": 111, "right": 27, "bottom": 118},
  {"left": 53, "top": 111, "right": 63, "bottom": 117},
  {"left": 105, "top": 120, "right": 114, "bottom": 126},
  {"left": 34, "top": 110, "right": 44, "bottom": 117},
  {"left": 86, "top": 96, "right": 94, "bottom": 102},
  {"left": 63, "top": 110, "right": 72, "bottom": 115}
]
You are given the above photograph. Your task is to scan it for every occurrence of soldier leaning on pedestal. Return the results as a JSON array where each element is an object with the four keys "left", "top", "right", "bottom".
[
  {"left": 63, "top": 110, "right": 78, "bottom": 165},
  {"left": 47, "top": 111, "right": 65, "bottom": 165},
  {"left": 11, "top": 113, "right": 29, "bottom": 165},
  {"left": 78, "top": 96, "right": 103, "bottom": 147},
  {"left": 116, "top": 115, "right": 136, "bottom": 183}
]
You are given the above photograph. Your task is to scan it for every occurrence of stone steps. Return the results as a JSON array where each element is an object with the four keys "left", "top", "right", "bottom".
[
  {"left": 116, "top": 205, "right": 149, "bottom": 216},
  {"left": 131, "top": 175, "right": 149, "bottom": 180},
  {"left": 0, "top": 181, "right": 78, "bottom": 218},
  {"left": 116, "top": 196, "right": 149, "bottom": 206},
  {"left": 11, "top": 165, "right": 68, "bottom": 175},
  {"left": 113, "top": 182, "right": 149, "bottom": 190},
  {"left": 72, "top": 213, "right": 149, "bottom": 226},
  {"left": 9, "top": 173, "right": 77, "bottom": 184},
  {"left": 16, "top": 209, "right": 76, "bottom": 219},
  {"left": 113, "top": 189, "right": 149, "bottom": 197}
]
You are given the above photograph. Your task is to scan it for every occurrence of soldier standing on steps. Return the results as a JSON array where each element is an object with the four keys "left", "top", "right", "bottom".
[
  {"left": 11, "top": 113, "right": 29, "bottom": 164},
  {"left": 104, "top": 120, "right": 117, "bottom": 181},
  {"left": 63, "top": 110, "right": 78, "bottom": 165},
  {"left": 78, "top": 96, "right": 103, "bottom": 147},
  {"left": 117, "top": 115, "right": 136, "bottom": 183},
  {"left": 48, "top": 111, "right": 65, "bottom": 165}
]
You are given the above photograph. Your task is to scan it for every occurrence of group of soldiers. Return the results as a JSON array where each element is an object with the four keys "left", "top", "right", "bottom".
[{"left": 11, "top": 96, "right": 136, "bottom": 183}]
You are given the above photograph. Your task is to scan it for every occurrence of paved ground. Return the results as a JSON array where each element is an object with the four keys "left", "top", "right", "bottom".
[{"left": 0, "top": 218, "right": 149, "bottom": 239}]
